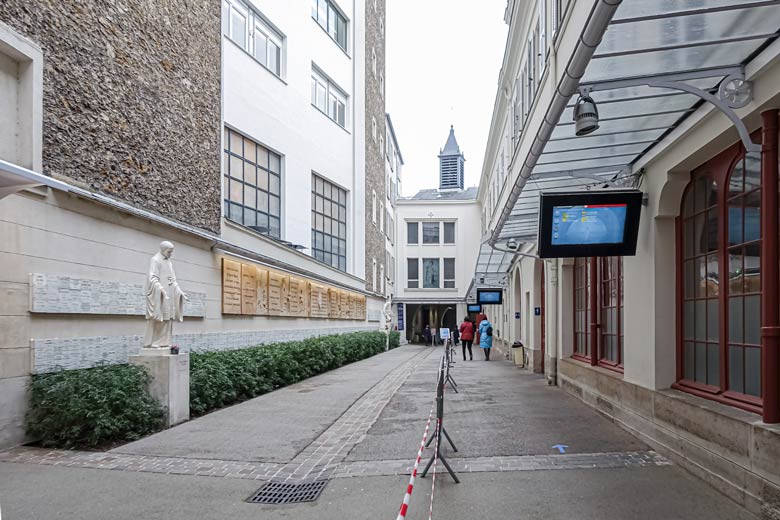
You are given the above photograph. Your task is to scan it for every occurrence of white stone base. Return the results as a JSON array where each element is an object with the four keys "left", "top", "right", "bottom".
[{"left": 129, "top": 352, "right": 190, "bottom": 427}]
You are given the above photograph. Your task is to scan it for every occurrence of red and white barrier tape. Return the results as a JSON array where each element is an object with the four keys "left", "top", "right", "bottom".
[
  {"left": 396, "top": 404, "right": 435, "bottom": 520},
  {"left": 427, "top": 418, "right": 441, "bottom": 520}
]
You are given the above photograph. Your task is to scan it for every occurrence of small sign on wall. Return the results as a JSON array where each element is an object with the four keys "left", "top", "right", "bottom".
[
  {"left": 534, "top": 307, "right": 541, "bottom": 316},
  {"left": 515, "top": 312, "right": 520, "bottom": 319}
]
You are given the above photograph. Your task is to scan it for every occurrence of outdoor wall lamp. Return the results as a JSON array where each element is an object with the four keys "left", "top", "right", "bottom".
[
  {"left": 573, "top": 93, "right": 600, "bottom": 136},
  {"left": 506, "top": 238, "right": 518, "bottom": 250}
]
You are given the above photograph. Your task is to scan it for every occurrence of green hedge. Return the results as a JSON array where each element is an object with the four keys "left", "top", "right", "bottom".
[
  {"left": 27, "top": 364, "right": 165, "bottom": 449},
  {"left": 190, "top": 330, "right": 400, "bottom": 416}
]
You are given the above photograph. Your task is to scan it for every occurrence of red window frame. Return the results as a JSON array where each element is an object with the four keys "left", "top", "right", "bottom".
[
  {"left": 674, "top": 136, "right": 768, "bottom": 415},
  {"left": 572, "top": 256, "right": 624, "bottom": 372}
]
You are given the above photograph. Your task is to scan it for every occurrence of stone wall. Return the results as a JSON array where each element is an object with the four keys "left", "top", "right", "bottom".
[
  {"left": 559, "top": 358, "right": 780, "bottom": 518},
  {"left": 363, "top": 0, "right": 386, "bottom": 294},
  {"left": 0, "top": 0, "right": 222, "bottom": 232},
  {"left": 33, "top": 325, "right": 379, "bottom": 373}
]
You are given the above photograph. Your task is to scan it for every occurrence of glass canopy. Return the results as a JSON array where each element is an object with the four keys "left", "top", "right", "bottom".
[{"left": 497, "top": 0, "right": 780, "bottom": 244}]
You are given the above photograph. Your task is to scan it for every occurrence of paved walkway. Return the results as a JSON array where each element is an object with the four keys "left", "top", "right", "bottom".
[{"left": 0, "top": 344, "right": 757, "bottom": 519}]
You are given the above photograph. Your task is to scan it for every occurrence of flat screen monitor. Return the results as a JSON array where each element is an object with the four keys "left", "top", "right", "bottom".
[
  {"left": 537, "top": 190, "right": 643, "bottom": 258},
  {"left": 477, "top": 289, "right": 503, "bottom": 305},
  {"left": 467, "top": 304, "right": 482, "bottom": 313}
]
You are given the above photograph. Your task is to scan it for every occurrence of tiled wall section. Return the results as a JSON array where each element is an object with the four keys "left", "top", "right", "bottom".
[
  {"left": 29, "top": 274, "right": 206, "bottom": 317},
  {"left": 32, "top": 326, "right": 379, "bottom": 373}
]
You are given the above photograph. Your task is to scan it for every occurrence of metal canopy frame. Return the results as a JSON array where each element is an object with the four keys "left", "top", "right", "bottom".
[{"left": 492, "top": 0, "right": 780, "bottom": 246}]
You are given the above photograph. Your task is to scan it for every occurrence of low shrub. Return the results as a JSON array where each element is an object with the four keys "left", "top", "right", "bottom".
[
  {"left": 389, "top": 330, "right": 401, "bottom": 350},
  {"left": 190, "top": 330, "right": 391, "bottom": 416},
  {"left": 27, "top": 364, "right": 165, "bottom": 449}
]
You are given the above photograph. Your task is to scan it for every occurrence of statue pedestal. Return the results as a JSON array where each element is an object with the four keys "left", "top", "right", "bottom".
[{"left": 129, "top": 351, "right": 190, "bottom": 427}]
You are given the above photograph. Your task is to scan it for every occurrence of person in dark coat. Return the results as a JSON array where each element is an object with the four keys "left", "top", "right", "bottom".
[
  {"left": 423, "top": 324, "right": 432, "bottom": 346},
  {"left": 459, "top": 317, "right": 475, "bottom": 361},
  {"left": 451, "top": 325, "right": 460, "bottom": 346}
]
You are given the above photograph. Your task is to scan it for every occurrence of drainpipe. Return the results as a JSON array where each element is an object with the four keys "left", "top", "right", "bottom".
[
  {"left": 490, "top": 0, "right": 623, "bottom": 247},
  {"left": 546, "top": 259, "right": 559, "bottom": 385}
]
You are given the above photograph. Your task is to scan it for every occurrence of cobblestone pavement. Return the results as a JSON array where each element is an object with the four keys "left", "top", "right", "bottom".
[{"left": 0, "top": 446, "right": 670, "bottom": 480}]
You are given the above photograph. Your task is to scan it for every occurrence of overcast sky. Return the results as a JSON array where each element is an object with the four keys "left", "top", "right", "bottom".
[{"left": 386, "top": 0, "right": 509, "bottom": 197}]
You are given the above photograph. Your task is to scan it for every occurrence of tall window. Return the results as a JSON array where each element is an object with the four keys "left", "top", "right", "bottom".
[
  {"left": 573, "top": 258, "right": 591, "bottom": 359},
  {"left": 311, "top": 68, "right": 347, "bottom": 128},
  {"left": 678, "top": 150, "right": 763, "bottom": 408},
  {"left": 443, "top": 258, "right": 455, "bottom": 289},
  {"left": 422, "top": 222, "right": 440, "bottom": 244},
  {"left": 372, "top": 190, "right": 377, "bottom": 224},
  {"left": 443, "top": 222, "right": 455, "bottom": 244},
  {"left": 371, "top": 47, "right": 377, "bottom": 76},
  {"left": 572, "top": 257, "right": 624, "bottom": 369},
  {"left": 224, "top": 128, "right": 282, "bottom": 238},
  {"left": 407, "top": 258, "right": 419, "bottom": 288},
  {"left": 222, "top": 0, "right": 283, "bottom": 77},
  {"left": 407, "top": 222, "right": 419, "bottom": 244},
  {"left": 311, "top": 0, "right": 347, "bottom": 50},
  {"left": 600, "top": 257, "right": 623, "bottom": 367},
  {"left": 423, "top": 258, "right": 440, "bottom": 288},
  {"left": 311, "top": 174, "right": 347, "bottom": 271},
  {"left": 681, "top": 176, "right": 721, "bottom": 387},
  {"left": 379, "top": 202, "right": 384, "bottom": 232},
  {"left": 372, "top": 258, "right": 377, "bottom": 292}
]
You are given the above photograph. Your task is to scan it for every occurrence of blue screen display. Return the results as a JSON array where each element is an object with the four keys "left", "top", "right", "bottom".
[
  {"left": 467, "top": 304, "right": 482, "bottom": 312},
  {"left": 551, "top": 204, "right": 627, "bottom": 245},
  {"left": 478, "top": 291, "right": 501, "bottom": 304}
]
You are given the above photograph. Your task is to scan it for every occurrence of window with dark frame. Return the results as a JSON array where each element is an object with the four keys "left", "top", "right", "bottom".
[
  {"left": 407, "top": 258, "right": 419, "bottom": 288},
  {"left": 422, "top": 222, "right": 440, "bottom": 244},
  {"left": 573, "top": 257, "right": 591, "bottom": 359},
  {"left": 407, "top": 221, "right": 419, "bottom": 244},
  {"left": 311, "top": 174, "right": 348, "bottom": 272},
  {"left": 311, "top": 0, "right": 348, "bottom": 50},
  {"left": 443, "top": 222, "right": 455, "bottom": 244},
  {"left": 572, "top": 256, "right": 624, "bottom": 370},
  {"left": 223, "top": 127, "right": 282, "bottom": 239},
  {"left": 443, "top": 258, "right": 455, "bottom": 289},
  {"left": 678, "top": 152, "right": 763, "bottom": 404}
]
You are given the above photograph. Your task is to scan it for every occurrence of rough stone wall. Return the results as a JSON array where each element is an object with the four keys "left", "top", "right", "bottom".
[
  {"left": 364, "top": 0, "right": 386, "bottom": 294},
  {"left": 0, "top": 0, "right": 222, "bottom": 233}
]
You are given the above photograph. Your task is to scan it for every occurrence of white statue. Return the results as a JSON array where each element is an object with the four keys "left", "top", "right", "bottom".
[{"left": 143, "top": 241, "right": 187, "bottom": 348}]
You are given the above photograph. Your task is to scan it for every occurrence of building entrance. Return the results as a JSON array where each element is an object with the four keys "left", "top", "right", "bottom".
[{"left": 404, "top": 303, "right": 459, "bottom": 344}]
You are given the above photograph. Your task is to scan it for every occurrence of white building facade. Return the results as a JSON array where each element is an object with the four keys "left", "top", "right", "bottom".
[
  {"left": 384, "top": 114, "right": 403, "bottom": 299},
  {"left": 476, "top": 0, "right": 780, "bottom": 515}
]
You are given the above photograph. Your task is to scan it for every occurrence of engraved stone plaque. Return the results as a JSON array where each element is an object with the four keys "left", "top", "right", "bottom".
[
  {"left": 268, "top": 270, "right": 290, "bottom": 316},
  {"left": 328, "top": 288, "right": 340, "bottom": 319},
  {"left": 222, "top": 259, "right": 242, "bottom": 314},
  {"left": 29, "top": 273, "right": 205, "bottom": 317},
  {"left": 288, "top": 276, "right": 309, "bottom": 317},
  {"left": 310, "top": 282, "right": 329, "bottom": 318},
  {"left": 241, "top": 263, "right": 257, "bottom": 315},
  {"left": 256, "top": 267, "right": 269, "bottom": 315}
]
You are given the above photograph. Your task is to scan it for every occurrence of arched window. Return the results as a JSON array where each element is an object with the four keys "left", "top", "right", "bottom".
[
  {"left": 726, "top": 155, "right": 762, "bottom": 398},
  {"left": 678, "top": 151, "right": 762, "bottom": 407},
  {"left": 681, "top": 176, "right": 720, "bottom": 387}
]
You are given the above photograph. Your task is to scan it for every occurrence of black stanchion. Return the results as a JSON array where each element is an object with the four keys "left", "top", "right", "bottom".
[{"left": 421, "top": 354, "right": 460, "bottom": 483}]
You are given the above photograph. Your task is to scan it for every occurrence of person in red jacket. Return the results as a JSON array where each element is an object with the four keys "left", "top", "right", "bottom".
[{"left": 459, "top": 317, "right": 475, "bottom": 361}]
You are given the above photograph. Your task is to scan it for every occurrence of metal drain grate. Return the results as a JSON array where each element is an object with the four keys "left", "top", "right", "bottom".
[{"left": 247, "top": 480, "right": 328, "bottom": 504}]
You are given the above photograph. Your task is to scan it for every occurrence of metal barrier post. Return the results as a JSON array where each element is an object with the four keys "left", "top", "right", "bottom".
[{"left": 421, "top": 355, "right": 459, "bottom": 483}]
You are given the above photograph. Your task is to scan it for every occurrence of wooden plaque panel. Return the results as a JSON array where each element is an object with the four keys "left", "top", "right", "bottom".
[
  {"left": 222, "top": 259, "right": 242, "bottom": 314},
  {"left": 310, "top": 282, "right": 329, "bottom": 318},
  {"left": 355, "top": 295, "right": 366, "bottom": 320},
  {"left": 268, "top": 270, "right": 290, "bottom": 316},
  {"left": 288, "top": 276, "right": 309, "bottom": 317},
  {"left": 339, "top": 290, "right": 350, "bottom": 319},
  {"left": 256, "top": 267, "right": 269, "bottom": 315},
  {"left": 328, "top": 288, "right": 340, "bottom": 319},
  {"left": 241, "top": 263, "right": 257, "bottom": 315}
]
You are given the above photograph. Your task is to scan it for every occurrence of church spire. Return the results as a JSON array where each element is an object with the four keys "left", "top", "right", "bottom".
[{"left": 438, "top": 125, "right": 465, "bottom": 190}]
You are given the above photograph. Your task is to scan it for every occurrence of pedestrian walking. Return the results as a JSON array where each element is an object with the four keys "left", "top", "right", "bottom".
[
  {"left": 459, "top": 316, "right": 475, "bottom": 361},
  {"left": 451, "top": 325, "right": 460, "bottom": 346},
  {"left": 423, "top": 324, "right": 432, "bottom": 346},
  {"left": 478, "top": 316, "right": 493, "bottom": 361}
]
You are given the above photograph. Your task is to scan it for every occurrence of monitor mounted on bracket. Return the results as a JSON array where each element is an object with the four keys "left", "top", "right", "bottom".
[
  {"left": 537, "top": 189, "right": 643, "bottom": 258},
  {"left": 477, "top": 289, "right": 503, "bottom": 305}
]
